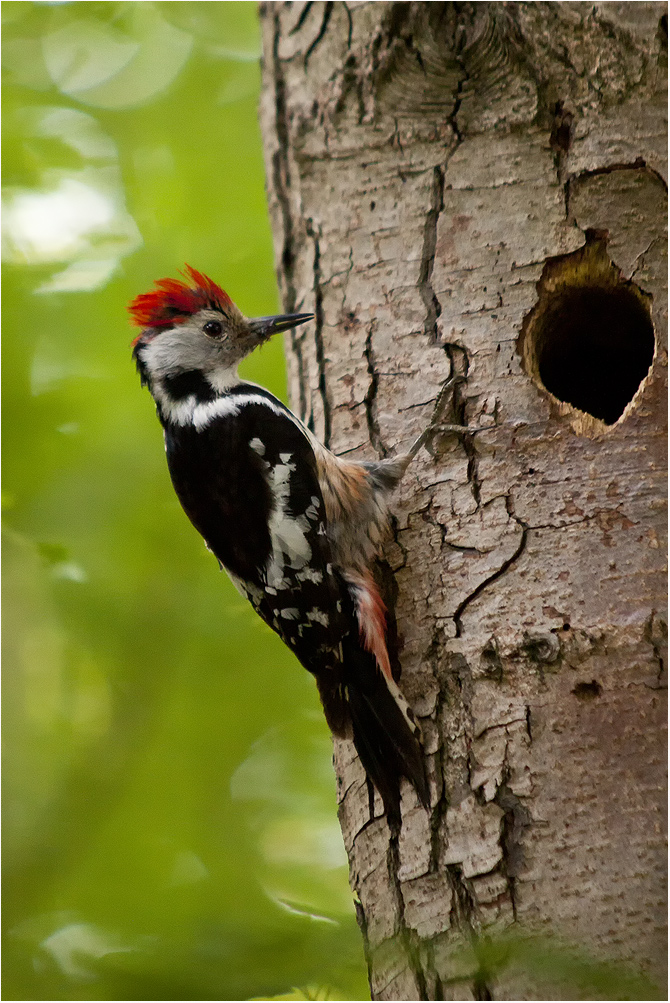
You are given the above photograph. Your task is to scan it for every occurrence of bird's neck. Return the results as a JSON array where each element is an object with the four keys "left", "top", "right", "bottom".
[{"left": 150, "top": 364, "right": 241, "bottom": 427}]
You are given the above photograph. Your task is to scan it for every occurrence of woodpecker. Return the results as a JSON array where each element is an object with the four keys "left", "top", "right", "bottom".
[{"left": 130, "top": 265, "right": 433, "bottom": 820}]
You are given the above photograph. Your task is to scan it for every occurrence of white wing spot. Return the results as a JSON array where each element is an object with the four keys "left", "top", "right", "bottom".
[
  {"left": 249, "top": 437, "right": 266, "bottom": 456},
  {"left": 307, "top": 608, "right": 329, "bottom": 627},
  {"left": 296, "top": 567, "right": 323, "bottom": 584},
  {"left": 265, "top": 457, "right": 313, "bottom": 589}
]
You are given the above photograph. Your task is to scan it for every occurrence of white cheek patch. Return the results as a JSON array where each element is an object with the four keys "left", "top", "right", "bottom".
[{"left": 141, "top": 325, "right": 229, "bottom": 381}]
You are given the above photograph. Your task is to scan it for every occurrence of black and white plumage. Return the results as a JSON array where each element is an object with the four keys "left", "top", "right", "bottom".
[{"left": 130, "top": 266, "right": 429, "bottom": 820}]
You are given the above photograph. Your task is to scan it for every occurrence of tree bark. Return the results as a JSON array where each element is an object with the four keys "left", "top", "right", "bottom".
[{"left": 258, "top": 3, "right": 667, "bottom": 999}]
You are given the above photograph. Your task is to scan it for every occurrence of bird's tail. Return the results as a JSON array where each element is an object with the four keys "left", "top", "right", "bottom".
[
  {"left": 346, "top": 651, "right": 429, "bottom": 821},
  {"left": 316, "top": 650, "right": 429, "bottom": 821},
  {"left": 316, "top": 565, "right": 429, "bottom": 821}
]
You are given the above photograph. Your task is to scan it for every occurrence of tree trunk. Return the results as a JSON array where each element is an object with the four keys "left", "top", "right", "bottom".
[{"left": 258, "top": 3, "right": 667, "bottom": 999}]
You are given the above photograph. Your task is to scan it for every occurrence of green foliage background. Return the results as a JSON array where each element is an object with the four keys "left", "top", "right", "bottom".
[{"left": 2, "top": 3, "right": 369, "bottom": 1000}]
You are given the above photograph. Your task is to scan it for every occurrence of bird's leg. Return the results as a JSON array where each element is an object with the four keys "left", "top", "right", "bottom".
[
  {"left": 362, "top": 376, "right": 473, "bottom": 488},
  {"left": 360, "top": 375, "right": 494, "bottom": 490},
  {"left": 405, "top": 374, "right": 471, "bottom": 460}
]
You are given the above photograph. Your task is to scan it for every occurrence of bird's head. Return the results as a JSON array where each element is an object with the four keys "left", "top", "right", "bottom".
[{"left": 129, "top": 265, "right": 312, "bottom": 391}]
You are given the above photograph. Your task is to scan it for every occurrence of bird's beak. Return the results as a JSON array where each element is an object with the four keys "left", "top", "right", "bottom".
[{"left": 246, "top": 312, "right": 313, "bottom": 341}]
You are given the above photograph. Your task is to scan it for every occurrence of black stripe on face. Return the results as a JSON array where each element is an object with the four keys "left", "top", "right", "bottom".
[{"left": 163, "top": 370, "right": 217, "bottom": 402}]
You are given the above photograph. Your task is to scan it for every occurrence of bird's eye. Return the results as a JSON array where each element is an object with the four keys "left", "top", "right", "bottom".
[{"left": 203, "top": 320, "right": 223, "bottom": 338}]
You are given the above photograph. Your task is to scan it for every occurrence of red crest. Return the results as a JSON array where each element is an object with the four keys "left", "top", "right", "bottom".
[{"left": 129, "top": 265, "right": 232, "bottom": 337}]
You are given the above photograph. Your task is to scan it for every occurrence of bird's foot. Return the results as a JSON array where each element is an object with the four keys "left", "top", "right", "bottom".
[{"left": 407, "top": 375, "right": 476, "bottom": 459}]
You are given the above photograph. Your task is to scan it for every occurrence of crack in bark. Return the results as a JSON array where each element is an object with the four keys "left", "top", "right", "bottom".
[
  {"left": 549, "top": 99, "right": 574, "bottom": 185},
  {"left": 289, "top": 1, "right": 313, "bottom": 36},
  {"left": 306, "top": 218, "right": 331, "bottom": 446},
  {"left": 424, "top": 940, "right": 445, "bottom": 1001},
  {"left": 521, "top": 503, "right": 639, "bottom": 534},
  {"left": 291, "top": 331, "right": 309, "bottom": 425},
  {"left": 332, "top": 246, "right": 355, "bottom": 312},
  {"left": 416, "top": 62, "right": 466, "bottom": 348},
  {"left": 644, "top": 610, "right": 668, "bottom": 690},
  {"left": 446, "top": 863, "right": 478, "bottom": 933},
  {"left": 364, "top": 322, "right": 385, "bottom": 456},
  {"left": 388, "top": 826, "right": 430, "bottom": 1000},
  {"left": 570, "top": 157, "right": 666, "bottom": 185},
  {"left": 464, "top": 444, "right": 482, "bottom": 508},
  {"left": 343, "top": 2, "right": 353, "bottom": 49},
  {"left": 441, "top": 344, "right": 483, "bottom": 507},
  {"left": 304, "top": 0, "right": 334, "bottom": 68},
  {"left": 354, "top": 895, "right": 374, "bottom": 990},
  {"left": 391, "top": 117, "right": 405, "bottom": 155},
  {"left": 630, "top": 237, "right": 657, "bottom": 280},
  {"left": 449, "top": 31, "right": 470, "bottom": 144},
  {"left": 474, "top": 973, "right": 494, "bottom": 1001},
  {"left": 428, "top": 633, "right": 449, "bottom": 872},
  {"left": 270, "top": 8, "right": 310, "bottom": 425},
  {"left": 565, "top": 158, "right": 668, "bottom": 223},
  {"left": 419, "top": 165, "right": 446, "bottom": 342},
  {"left": 453, "top": 498, "right": 528, "bottom": 639},
  {"left": 270, "top": 12, "right": 297, "bottom": 309},
  {"left": 444, "top": 862, "right": 496, "bottom": 1000},
  {"left": 494, "top": 783, "right": 532, "bottom": 923}
]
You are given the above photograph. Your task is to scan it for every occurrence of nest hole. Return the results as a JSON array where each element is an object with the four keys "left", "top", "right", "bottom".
[
  {"left": 536, "top": 286, "right": 654, "bottom": 424},
  {"left": 521, "top": 237, "right": 655, "bottom": 427}
]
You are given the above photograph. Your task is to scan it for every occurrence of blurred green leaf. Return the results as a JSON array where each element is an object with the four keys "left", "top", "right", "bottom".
[
  {"left": 250, "top": 985, "right": 344, "bottom": 1001},
  {"left": 2, "top": 4, "right": 369, "bottom": 1001},
  {"left": 42, "top": 5, "right": 193, "bottom": 109}
]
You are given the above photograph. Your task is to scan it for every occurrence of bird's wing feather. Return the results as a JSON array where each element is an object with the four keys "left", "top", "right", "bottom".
[
  {"left": 165, "top": 397, "right": 351, "bottom": 658},
  {"left": 165, "top": 393, "right": 427, "bottom": 815}
]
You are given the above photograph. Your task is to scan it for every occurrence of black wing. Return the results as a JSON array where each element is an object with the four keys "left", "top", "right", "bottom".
[
  {"left": 164, "top": 392, "right": 428, "bottom": 818},
  {"left": 164, "top": 395, "right": 351, "bottom": 662}
]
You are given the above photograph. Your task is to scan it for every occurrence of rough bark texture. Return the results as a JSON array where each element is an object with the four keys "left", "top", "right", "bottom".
[{"left": 258, "top": 3, "right": 667, "bottom": 999}]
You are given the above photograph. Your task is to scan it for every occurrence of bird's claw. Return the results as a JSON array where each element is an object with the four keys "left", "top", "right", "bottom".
[{"left": 407, "top": 375, "right": 469, "bottom": 459}]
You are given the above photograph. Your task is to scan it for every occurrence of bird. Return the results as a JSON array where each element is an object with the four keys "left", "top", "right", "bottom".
[{"left": 129, "top": 264, "right": 434, "bottom": 822}]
